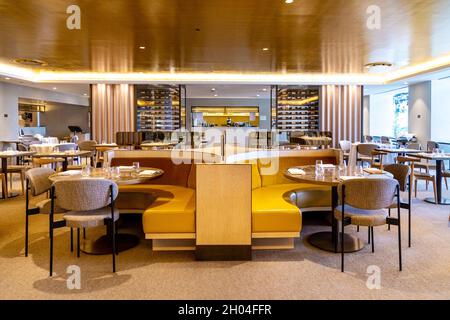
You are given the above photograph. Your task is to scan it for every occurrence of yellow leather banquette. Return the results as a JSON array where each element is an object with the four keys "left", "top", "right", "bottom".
[{"left": 110, "top": 149, "right": 342, "bottom": 251}]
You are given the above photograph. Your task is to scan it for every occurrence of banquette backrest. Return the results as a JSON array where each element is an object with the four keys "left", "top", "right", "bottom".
[
  {"left": 227, "top": 149, "right": 342, "bottom": 188},
  {"left": 109, "top": 150, "right": 222, "bottom": 189}
]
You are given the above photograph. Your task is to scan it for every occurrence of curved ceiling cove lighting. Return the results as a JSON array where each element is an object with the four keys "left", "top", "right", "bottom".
[
  {"left": 1, "top": 54, "right": 450, "bottom": 85},
  {"left": 35, "top": 71, "right": 383, "bottom": 85}
]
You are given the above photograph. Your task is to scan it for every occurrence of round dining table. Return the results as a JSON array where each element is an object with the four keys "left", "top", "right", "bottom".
[
  {"left": 284, "top": 165, "right": 393, "bottom": 253},
  {"left": 33, "top": 150, "right": 92, "bottom": 171},
  {"left": 0, "top": 150, "right": 36, "bottom": 198},
  {"left": 49, "top": 167, "right": 164, "bottom": 254}
]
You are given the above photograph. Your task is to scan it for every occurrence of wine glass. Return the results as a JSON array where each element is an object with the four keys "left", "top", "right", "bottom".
[
  {"left": 81, "top": 165, "right": 91, "bottom": 177},
  {"left": 132, "top": 162, "right": 140, "bottom": 178},
  {"left": 111, "top": 167, "right": 120, "bottom": 180},
  {"left": 315, "top": 160, "right": 324, "bottom": 177},
  {"left": 356, "top": 165, "right": 364, "bottom": 176}
]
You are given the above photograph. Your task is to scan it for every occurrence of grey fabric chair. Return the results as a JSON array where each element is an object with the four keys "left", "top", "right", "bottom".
[
  {"left": 339, "top": 140, "right": 352, "bottom": 164},
  {"left": 55, "top": 143, "right": 78, "bottom": 152},
  {"left": 68, "top": 140, "right": 98, "bottom": 168},
  {"left": 406, "top": 142, "right": 421, "bottom": 150},
  {"left": 384, "top": 163, "right": 412, "bottom": 247},
  {"left": 357, "top": 143, "right": 379, "bottom": 165},
  {"left": 335, "top": 178, "right": 402, "bottom": 272},
  {"left": 24, "top": 168, "right": 66, "bottom": 257},
  {"left": 381, "top": 136, "right": 391, "bottom": 144},
  {"left": 49, "top": 179, "right": 119, "bottom": 276}
]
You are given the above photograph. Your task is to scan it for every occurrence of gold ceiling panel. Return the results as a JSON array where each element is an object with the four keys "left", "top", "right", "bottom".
[{"left": 0, "top": 0, "right": 450, "bottom": 74}]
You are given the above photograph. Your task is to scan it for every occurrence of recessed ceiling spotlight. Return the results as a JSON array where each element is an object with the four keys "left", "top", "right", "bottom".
[
  {"left": 211, "top": 88, "right": 216, "bottom": 92},
  {"left": 262, "top": 48, "right": 269, "bottom": 51},
  {"left": 13, "top": 58, "right": 47, "bottom": 67},
  {"left": 364, "top": 62, "right": 393, "bottom": 69},
  {"left": 139, "top": 46, "right": 146, "bottom": 50},
  {"left": 285, "top": 0, "right": 294, "bottom": 3}
]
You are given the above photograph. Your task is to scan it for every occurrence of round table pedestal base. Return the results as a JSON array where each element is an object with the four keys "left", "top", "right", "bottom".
[
  {"left": 424, "top": 197, "right": 450, "bottom": 205},
  {"left": 81, "top": 233, "right": 140, "bottom": 255},
  {"left": 308, "top": 232, "right": 365, "bottom": 253}
]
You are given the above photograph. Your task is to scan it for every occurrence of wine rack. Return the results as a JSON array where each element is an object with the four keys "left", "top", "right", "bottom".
[
  {"left": 273, "top": 86, "right": 320, "bottom": 132},
  {"left": 135, "top": 85, "right": 185, "bottom": 132}
]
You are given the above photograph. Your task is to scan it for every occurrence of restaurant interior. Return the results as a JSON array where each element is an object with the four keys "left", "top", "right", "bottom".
[{"left": 0, "top": 0, "right": 450, "bottom": 301}]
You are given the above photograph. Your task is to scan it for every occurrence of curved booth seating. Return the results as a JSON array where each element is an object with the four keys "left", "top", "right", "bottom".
[
  {"left": 236, "top": 149, "right": 341, "bottom": 249},
  {"left": 110, "top": 149, "right": 342, "bottom": 251}
]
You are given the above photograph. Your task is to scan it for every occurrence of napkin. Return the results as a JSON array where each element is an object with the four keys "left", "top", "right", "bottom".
[
  {"left": 288, "top": 168, "right": 306, "bottom": 175},
  {"left": 139, "top": 170, "right": 159, "bottom": 176},
  {"left": 58, "top": 170, "right": 81, "bottom": 176},
  {"left": 339, "top": 176, "right": 360, "bottom": 181},
  {"left": 364, "top": 168, "right": 383, "bottom": 174},
  {"left": 118, "top": 166, "right": 134, "bottom": 171}
]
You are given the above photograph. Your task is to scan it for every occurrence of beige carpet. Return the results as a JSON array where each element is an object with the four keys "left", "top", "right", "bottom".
[{"left": 1, "top": 178, "right": 450, "bottom": 300}]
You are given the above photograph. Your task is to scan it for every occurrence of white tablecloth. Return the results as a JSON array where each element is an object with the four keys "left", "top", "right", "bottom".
[
  {"left": 42, "top": 137, "right": 59, "bottom": 144},
  {"left": 30, "top": 144, "right": 58, "bottom": 153},
  {"left": 348, "top": 143, "right": 395, "bottom": 167}
]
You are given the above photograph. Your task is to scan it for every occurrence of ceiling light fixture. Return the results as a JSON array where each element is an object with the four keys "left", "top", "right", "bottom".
[
  {"left": 364, "top": 62, "right": 393, "bottom": 69},
  {"left": 262, "top": 48, "right": 269, "bottom": 51},
  {"left": 13, "top": 58, "right": 47, "bottom": 67},
  {"left": 285, "top": 0, "right": 294, "bottom": 3},
  {"left": 211, "top": 88, "right": 216, "bottom": 91},
  {"left": 139, "top": 46, "right": 146, "bottom": 50}
]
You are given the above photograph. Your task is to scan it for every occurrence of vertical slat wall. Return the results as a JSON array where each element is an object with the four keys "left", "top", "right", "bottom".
[
  {"left": 320, "top": 85, "right": 362, "bottom": 147},
  {"left": 92, "top": 84, "right": 135, "bottom": 143}
]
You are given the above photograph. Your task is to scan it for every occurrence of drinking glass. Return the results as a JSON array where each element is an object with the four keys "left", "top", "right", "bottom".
[
  {"left": 81, "top": 165, "right": 92, "bottom": 177},
  {"left": 111, "top": 167, "right": 120, "bottom": 179},
  {"left": 356, "top": 165, "right": 364, "bottom": 176},
  {"left": 132, "top": 162, "right": 140, "bottom": 178}
]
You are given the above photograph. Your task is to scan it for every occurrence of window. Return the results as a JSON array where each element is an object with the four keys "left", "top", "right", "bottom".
[{"left": 369, "top": 87, "right": 409, "bottom": 138}]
